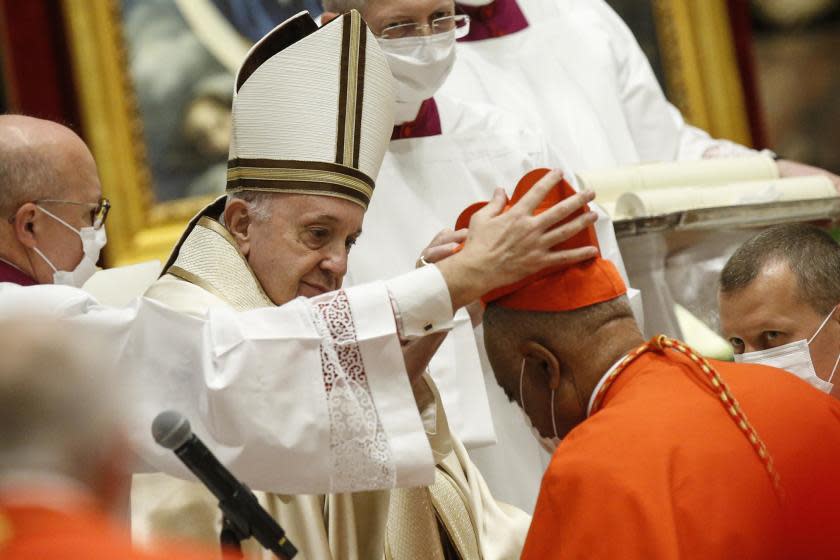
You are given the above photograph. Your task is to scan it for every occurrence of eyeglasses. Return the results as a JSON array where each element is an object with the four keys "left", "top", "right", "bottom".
[
  {"left": 7, "top": 198, "right": 111, "bottom": 230},
  {"left": 379, "top": 14, "right": 470, "bottom": 40},
  {"left": 41, "top": 198, "right": 111, "bottom": 230}
]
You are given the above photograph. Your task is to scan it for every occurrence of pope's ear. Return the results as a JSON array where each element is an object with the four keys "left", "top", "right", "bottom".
[
  {"left": 520, "top": 340, "right": 562, "bottom": 391},
  {"left": 223, "top": 199, "right": 252, "bottom": 256},
  {"left": 321, "top": 11, "right": 339, "bottom": 26}
]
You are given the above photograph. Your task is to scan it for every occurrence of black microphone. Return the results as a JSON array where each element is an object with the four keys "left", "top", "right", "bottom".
[{"left": 152, "top": 411, "right": 297, "bottom": 559}]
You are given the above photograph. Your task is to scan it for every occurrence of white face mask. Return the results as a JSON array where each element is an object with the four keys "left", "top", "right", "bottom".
[
  {"left": 31, "top": 206, "right": 107, "bottom": 288},
  {"left": 377, "top": 31, "right": 457, "bottom": 124},
  {"left": 735, "top": 308, "right": 840, "bottom": 394},
  {"left": 519, "top": 358, "right": 561, "bottom": 453}
]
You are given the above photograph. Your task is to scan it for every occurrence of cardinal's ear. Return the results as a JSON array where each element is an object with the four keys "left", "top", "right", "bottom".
[{"left": 521, "top": 340, "right": 561, "bottom": 391}]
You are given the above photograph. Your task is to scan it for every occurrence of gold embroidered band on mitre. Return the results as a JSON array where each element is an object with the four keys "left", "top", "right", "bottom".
[
  {"left": 335, "top": 10, "right": 366, "bottom": 169},
  {"left": 166, "top": 215, "right": 274, "bottom": 311},
  {"left": 226, "top": 159, "right": 375, "bottom": 210}
]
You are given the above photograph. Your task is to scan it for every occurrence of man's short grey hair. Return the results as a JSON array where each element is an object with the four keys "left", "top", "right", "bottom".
[
  {"left": 0, "top": 317, "right": 124, "bottom": 485},
  {"left": 227, "top": 191, "right": 274, "bottom": 223},
  {"left": 0, "top": 138, "right": 62, "bottom": 215},
  {"left": 322, "top": 0, "right": 369, "bottom": 13},
  {"left": 720, "top": 224, "right": 840, "bottom": 315}
]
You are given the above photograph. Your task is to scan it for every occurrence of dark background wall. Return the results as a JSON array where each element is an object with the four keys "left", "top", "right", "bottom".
[{"left": 752, "top": 2, "right": 840, "bottom": 173}]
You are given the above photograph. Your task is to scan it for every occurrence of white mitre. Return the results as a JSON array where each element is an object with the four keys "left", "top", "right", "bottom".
[{"left": 226, "top": 9, "right": 395, "bottom": 210}]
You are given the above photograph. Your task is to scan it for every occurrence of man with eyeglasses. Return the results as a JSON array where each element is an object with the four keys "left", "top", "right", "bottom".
[
  {"left": 321, "top": 0, "right": 641, "bottom": 520},
  {"left": 0, "top": 115, "right": 109, "bottom": 288}
]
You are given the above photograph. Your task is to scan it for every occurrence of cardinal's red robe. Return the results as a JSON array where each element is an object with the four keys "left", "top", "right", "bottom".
[{"left": 522, "top": 349, "right": 840, "bottom": 559}]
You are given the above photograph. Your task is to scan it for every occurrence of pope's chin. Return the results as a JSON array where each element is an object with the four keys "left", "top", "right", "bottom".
[{"left": 298, "top": 281, "right": 330, "bottom": 298}]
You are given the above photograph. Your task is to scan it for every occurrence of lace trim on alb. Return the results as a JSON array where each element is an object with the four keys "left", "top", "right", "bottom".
[{"left": 311, "top": 290, "right": 396, "bottom": 492}]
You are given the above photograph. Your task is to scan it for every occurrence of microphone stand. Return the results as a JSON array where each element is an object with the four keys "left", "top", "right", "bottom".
[
  {"left": 216, "top": 493, "right": 296, "bottom": 559},
  {"left": 151, "top": 411, "right": 296, "bottom": 559},
  {"left": 220, "top": 515, "right": 246, "bottom": 558}
]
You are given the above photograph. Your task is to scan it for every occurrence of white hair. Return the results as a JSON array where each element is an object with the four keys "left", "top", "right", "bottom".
[
  {"left": 228, "top": 191, "right": 275, "bottom": 223},
  {"left": 0, "top": 317, "right": 124, "bottom": 486}
]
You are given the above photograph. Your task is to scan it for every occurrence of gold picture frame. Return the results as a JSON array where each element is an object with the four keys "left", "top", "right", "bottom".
[
  {"left": 63, "top": 0, "right": 219, "bottom": 266},
  {"left": 652, "top": 0, "right": 753, "bottom": 146},
  {"left": 62, "top": 0, "right": 753, "bottom": 266}
]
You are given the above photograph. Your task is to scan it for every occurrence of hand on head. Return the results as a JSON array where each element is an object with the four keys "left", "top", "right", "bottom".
[{"left": 435, "top": 169, "right": 599, "bottom": 310}]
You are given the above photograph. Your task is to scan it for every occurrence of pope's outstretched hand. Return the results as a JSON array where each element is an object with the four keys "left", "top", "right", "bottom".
[{"left": 435, "top": 169, "right": 599, "bottom": 311}]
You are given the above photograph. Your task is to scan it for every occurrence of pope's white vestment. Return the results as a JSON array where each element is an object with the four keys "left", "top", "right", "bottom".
[
  {"left": 443, "top": 0, "right": 755, "bottom": 172},
  {"left": 131, "top": 273, "right": 392, "bottom": 560},
  {"left": 346, "top": 95, "right": 634, "bottom": 513},
  {"left": 0, "top": 265, "right": 453, "bottom": 497}
]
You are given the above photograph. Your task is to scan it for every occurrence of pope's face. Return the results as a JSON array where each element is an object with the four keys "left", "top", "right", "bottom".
[
  {"left": 362, "top": 0, "right": 456, "bottom": 36},
  {"left": 718, "top": 259, "right": 840, "bottom": 381},
  {"left": 241, "top": 194, "right": 363, "bottom": 305}
]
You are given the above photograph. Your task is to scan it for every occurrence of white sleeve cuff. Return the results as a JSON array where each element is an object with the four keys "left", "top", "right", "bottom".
[{"left": 385, "top": 265, "right": 455, "bottom": 339}]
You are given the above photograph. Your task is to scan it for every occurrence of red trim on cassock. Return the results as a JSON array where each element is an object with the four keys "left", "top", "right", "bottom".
[
  {"left": 457, "top": 0, "right": 529, "bottom": 42},
  {"left": 391, "top": 98, "right": 443, "bottom": 140},
  {"left": 0, "top": 259, "right": 36, "bottom": 286}
]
